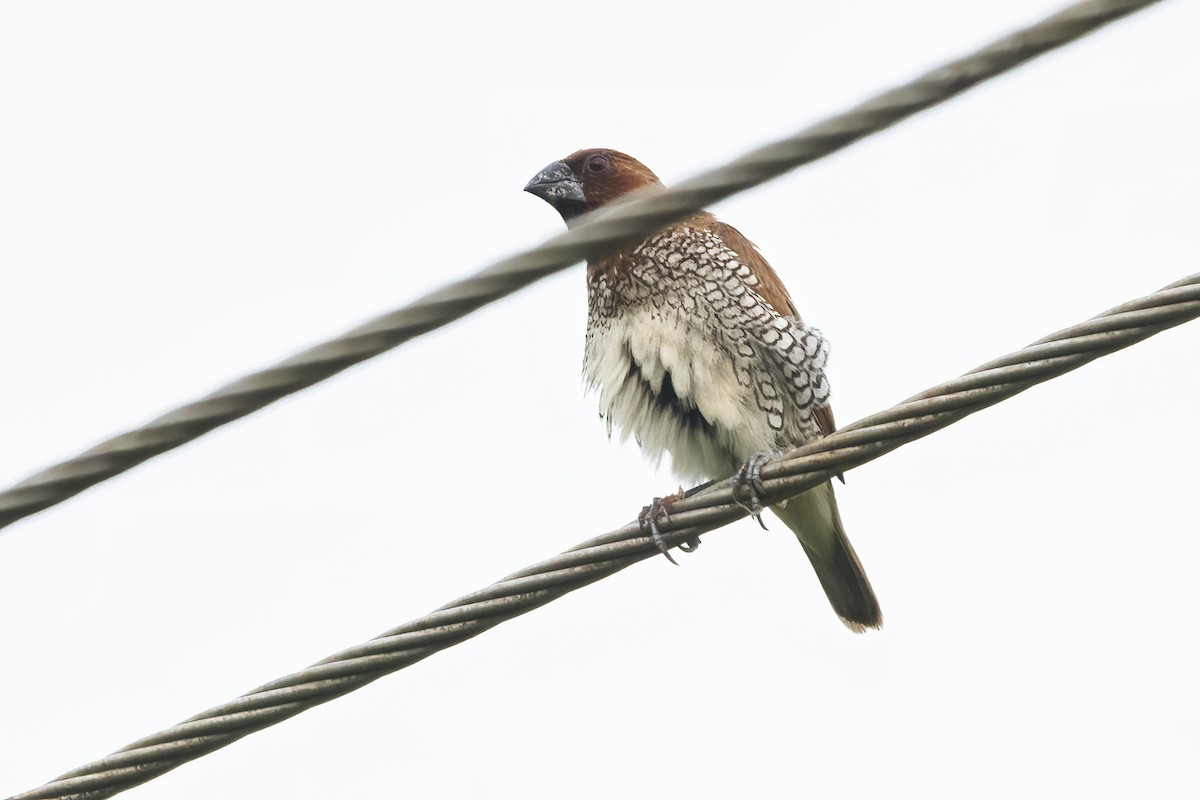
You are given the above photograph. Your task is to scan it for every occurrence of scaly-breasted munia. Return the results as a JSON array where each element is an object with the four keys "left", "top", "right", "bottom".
[{"left": 526, "top": 149, "right": 881, "bottom": 632}]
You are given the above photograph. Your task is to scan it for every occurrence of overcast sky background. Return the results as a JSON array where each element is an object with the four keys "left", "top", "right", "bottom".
[{"left": 2, "top": 2, "right": 1197, "bottom": 798}]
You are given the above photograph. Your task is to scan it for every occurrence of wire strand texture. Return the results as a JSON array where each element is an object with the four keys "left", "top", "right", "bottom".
[
  {"left": 0, "top": 0, "right": 1162, "bottom": 532},
  {"left": 13, "top": 271, "right": 1198, "bottom": 800}
]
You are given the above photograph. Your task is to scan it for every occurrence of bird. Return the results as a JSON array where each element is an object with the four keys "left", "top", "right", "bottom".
[{"left": 524, "top": 148, "right": 881, "bottom": 632}]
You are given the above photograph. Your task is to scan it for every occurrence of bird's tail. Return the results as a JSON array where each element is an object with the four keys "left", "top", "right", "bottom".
[{"left": 770, "top": 481, "right": 882, "bottom": 632}]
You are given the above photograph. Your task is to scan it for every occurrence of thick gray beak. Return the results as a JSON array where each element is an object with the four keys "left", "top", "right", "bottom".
[{"left": 524, "top": 160, "right": 586, "bottom": 222}]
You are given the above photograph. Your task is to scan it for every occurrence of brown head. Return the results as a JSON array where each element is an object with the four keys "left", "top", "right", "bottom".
[{"left": 524, "top": 149, "right": 663, "bottom": 226}]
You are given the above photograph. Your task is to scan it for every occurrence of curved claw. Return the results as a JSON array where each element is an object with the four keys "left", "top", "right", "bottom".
[
  {"left": 639, "top": 498, "right": 678, "bottom": 565},
  {"left": 638, "top": 488, "right": 692, "bottom": 564},
  {"left": 733, "top": 452, "right": 774, "bottom": 530}
]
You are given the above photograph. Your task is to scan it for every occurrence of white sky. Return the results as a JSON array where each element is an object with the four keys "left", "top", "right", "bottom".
[{"left": 1, "top": 1, "right": 1197, "bottom": 798}]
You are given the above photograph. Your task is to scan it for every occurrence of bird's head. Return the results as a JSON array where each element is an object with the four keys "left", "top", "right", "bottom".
[{"left": 524, "top": 148, "right": 663, "bottom": 226}]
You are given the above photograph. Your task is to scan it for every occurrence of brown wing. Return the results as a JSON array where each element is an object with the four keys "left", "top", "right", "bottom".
[
  {"left": 709, "top": 219, "right": 837, "bottom": 432},
  {"left": 710, "top": 218, "right": 846, "bottom": 482},
  {"left": 814, "top": 404, "right": 837, "bottom": 437},
  {"left": 706, "top": 219, "right": 799, "bottom": 319}
]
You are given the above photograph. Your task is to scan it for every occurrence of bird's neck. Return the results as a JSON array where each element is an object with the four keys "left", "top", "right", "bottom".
[{"left": 584, "top": 212, "right": 717, "bottom": 283}]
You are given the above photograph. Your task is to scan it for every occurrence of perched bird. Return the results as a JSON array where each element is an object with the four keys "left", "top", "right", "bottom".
[{"left": 525, "top": 148, "right": 881, "bottom": 632}]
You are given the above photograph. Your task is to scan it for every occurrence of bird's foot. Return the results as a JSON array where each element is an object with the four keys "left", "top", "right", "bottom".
[
  {"left": 639, "top": 487, "right": 695, "bottom": 564},
  {"left": 733, "top": 451, "right": 776, "bottom": 531}
]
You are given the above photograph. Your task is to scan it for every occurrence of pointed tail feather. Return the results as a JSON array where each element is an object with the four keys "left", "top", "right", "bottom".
[{"left": 770, "top": 481, "right": 882, "bottom": 632}]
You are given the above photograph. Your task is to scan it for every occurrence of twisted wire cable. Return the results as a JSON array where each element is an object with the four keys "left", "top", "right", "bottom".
[
  {"left": 13, "top": 272, "right": 1198, "bottom": 800},
  {"left": 0, "top": 0, "right": 1162, "bottom": 532}
]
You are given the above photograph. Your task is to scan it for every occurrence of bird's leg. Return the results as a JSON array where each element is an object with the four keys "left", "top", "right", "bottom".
[
  {"left": 733, "top": 451, "right": 776, "bottom": 531},
  {"left": 638, "top": 487, "right": 695, "bottom": 564}
]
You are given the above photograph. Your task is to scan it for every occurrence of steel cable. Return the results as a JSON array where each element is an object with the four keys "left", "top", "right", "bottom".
[
  {"left": 12, "top": 272, "right": 1198, "bottom": 800},
  {"left": 0, "top": 0, "right": 1162, "bottom": 532}
]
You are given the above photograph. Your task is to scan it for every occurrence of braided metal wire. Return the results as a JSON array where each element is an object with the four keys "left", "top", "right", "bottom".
[
  {"left": 12, "top": 272, "right": 1198, "bottom": 800},
  {"left": 0, "top": 0, "right": 1161, "bottom": 532}
]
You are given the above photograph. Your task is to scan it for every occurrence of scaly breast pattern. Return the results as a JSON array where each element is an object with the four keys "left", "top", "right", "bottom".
[{"left": 584, "top": 225, "right": 832, "bottom": 482}]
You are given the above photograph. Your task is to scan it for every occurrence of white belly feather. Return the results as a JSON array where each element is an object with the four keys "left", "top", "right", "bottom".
[{"left": 584, "top": 306, "right": 778, "bottom": 482}]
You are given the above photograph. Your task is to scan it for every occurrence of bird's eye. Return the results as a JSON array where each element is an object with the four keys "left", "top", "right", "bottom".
[{"left": 586, "top": 155, "right": 609, "bottom": 173}]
